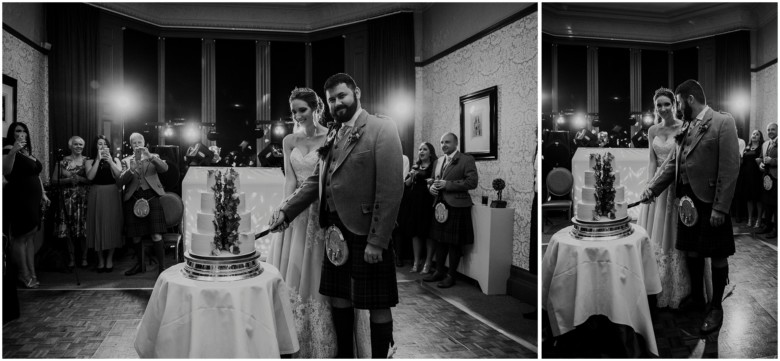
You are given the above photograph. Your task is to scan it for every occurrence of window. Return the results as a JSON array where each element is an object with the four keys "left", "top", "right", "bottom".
[
  {"left": 215, "top": 39, "right": 256, "bottom": 152},
  {"left": 598, "top": 47, "right": 630, "bottom": 131}
]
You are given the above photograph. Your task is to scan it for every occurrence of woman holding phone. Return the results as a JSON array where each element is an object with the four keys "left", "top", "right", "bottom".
[
  {"left": 3, "top": 122, "right": 50, "bottom": 288},
  {"left": 85, "top": 135, "right": 123, "bottom": 273}
]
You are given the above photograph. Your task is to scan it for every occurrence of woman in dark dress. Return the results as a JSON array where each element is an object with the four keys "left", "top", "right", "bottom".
[
  {"left": 85, "top": 135, "right": 124, "bottom": 273},
  {"left": 404, "top": 142, "right": 438, "bottom": 274},
  {"left": 2, "top": 122, "right": 50, "bottom": 288},
  {"left": 740, "top": 129, "right": 764, "bottom": 228}
]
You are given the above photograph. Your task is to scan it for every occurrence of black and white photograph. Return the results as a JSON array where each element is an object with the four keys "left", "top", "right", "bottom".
[
  {"left": 2, "top": 2, "right": 538, "bottom": 359},
  {"left": 541, "top": 3, "right": 778, "bottom": 359}
]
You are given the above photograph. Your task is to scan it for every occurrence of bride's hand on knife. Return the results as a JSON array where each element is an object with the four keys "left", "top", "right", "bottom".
[
  {"left": 640, "top": 189, "right": 655, "bottom": 204},
  {"left": 269, "top": 209, "right": 289, "bottom": 232}
]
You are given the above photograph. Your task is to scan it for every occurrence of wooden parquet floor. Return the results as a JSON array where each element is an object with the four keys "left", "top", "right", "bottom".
[{"left": 3, "top": 279, "right": 536, "bottom": 358}]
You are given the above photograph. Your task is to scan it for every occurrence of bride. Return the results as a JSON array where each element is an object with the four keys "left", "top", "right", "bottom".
[
  {"left": 268, "top": 87, "right": 370, "bottom": 358},
  {"left": 639, "top": 87, "right": 711, "bottom": 308}
]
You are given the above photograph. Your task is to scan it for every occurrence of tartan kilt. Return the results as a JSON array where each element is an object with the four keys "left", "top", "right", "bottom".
[
  {"left": 319, "top": 213, "right": 399, "bottom": 310},
  {"left": 123, "top": 188, "right": 167, "bottom": 238},
  {"left": 429, "top": 204, "right": 474, "bottom": 245},
  {"left": 675, "top": 183, "right": 735, "bottom": 258}
]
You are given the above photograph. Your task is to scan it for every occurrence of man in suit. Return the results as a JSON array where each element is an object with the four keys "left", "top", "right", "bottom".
[
  {"left": 757, "top": 122, "right": 777, "bottom": 237},
  {"left": 118, "top": 132, "right": 169, "bottom": 276},
  {"left": 642, "top": 79, "right": 739, "bottom": 334},
  {"left": 423, "top": 132, "right": 478, "bottom": 288},
  {"left": 269, "top": 73, "right": 403, "bottom": 358}
]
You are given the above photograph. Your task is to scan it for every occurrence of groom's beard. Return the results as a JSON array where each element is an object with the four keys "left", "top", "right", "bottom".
[
  {"left": 331, "top": 100, "right": 358, "bottom": 123},
  {"left": 677, "top": 104, "right": 693, "bottom": 121}
]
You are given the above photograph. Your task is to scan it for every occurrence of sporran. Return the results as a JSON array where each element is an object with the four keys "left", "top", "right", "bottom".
[
  {"left": 678, "top": 196, "right": 698, "bottom": 227},
  {"left": 133, "top": 198, "right": 150, "bottom": 218},
  {"left": 324, "top": 225, "right": 349, "bottom": 266},
  {"left": 434, "top": 202, "right": 449, "bottom": 223},
  {"left": 764, "top": 174, "right": 774, "bottom": 191}
]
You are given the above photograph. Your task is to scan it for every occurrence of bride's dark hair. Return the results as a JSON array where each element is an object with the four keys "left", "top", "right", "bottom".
[
  {"left": 653, "top": 87, "right": 676, "bottom": 124},
  {"left": 289, "top": 87, "right": 325, "bottom": 122}
]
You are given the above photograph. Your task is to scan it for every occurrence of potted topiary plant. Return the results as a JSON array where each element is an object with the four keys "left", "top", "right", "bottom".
[{"left": 490, "top": 178, "right": 507, "bottom": 208}]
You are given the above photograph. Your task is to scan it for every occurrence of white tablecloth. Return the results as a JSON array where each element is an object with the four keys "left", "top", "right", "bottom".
[
  {"left": 134, "top": 263, "right": 299, "bottom": 358},
  {"left": 182, "top": 167, "right": 286, "bottom": 259},
  {"left": 542, "top": 224, "right": 661, "bottom": 355},
  {"left": 572, "top": 148, "right": 650, "bottom": 220}
]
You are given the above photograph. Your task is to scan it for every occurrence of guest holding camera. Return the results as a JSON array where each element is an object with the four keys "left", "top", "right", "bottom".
[
  {"left": 740, "top": 130, "right": 765, "bottom": 228},
  {"left": 51, "top": 136, "right": 90, "bottom": 269},
  {"left": 85, "top": 135, "right": 123, "bottom": 273},
  {"left": 3, "top": 122, "right": 50, "bottom": 288},
  {"left": 403, "top": 142, "right": 438, "bottom": 274},
  {"left": 119, "top": 132, "right": 168, "bottom": 276}
]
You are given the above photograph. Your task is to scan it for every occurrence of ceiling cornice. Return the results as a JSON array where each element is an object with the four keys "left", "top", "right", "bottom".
[
  {"left": 89, "top": 2, "right": 425, "bottom": 33},
  {"left": 542, "top": 3, "right": 773, "bottom": 44}
]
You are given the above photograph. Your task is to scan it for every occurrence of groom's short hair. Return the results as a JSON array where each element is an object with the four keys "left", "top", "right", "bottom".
[
  {"left": 675, "top": 79, "right": 706, "bottom": 105},
  {"left": 324, "top": 73, "right": 357, "bottom": 92}
]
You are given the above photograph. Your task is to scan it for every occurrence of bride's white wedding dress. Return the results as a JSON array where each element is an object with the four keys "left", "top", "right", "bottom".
[
  {"left": 639, "top": 135, "right": 712, "bottom": 308},
  {"left": 269, "top": 147, "right": 371, "bottom": 358}
]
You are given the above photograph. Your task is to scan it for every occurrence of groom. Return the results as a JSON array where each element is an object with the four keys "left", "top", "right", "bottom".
[
  {"left": 269, "top": 73, "right": 403, "bottom": 358},
  {"left": 643, "top": 79, "right": 739, "bottom": 334}
]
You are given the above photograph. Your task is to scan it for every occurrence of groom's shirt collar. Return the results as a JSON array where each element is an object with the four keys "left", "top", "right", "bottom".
[{"left": 695, "top": 105, "right": 710, "bottom": 121}]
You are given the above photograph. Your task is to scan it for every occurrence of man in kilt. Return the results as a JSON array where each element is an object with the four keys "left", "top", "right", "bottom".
[
  {"left": 423, "top": 132, "right": 478, "bottom": 288},
  {"left": 757, "top": 123, "right": 777, "bottom": 238},
  {"left": 643, "top": 79, "right": 740, "bottom": 334},
  {"left": 269, "top": 73, "right": 403, "bottom": 358}
]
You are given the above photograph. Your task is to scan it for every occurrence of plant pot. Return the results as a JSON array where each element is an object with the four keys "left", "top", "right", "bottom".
[{"left": 490, "top": 200, "right": 507, "bottom": 208}]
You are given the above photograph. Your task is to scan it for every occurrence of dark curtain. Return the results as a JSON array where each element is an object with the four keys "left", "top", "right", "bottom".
[
  {"left": 715, "top": 31, "right": 750, "bottom": 141},
  {"left": 47, "top": 3, "right": 99, "bottom": 169},
  {"left": 367, "top": 13, "right": 416, "bottom": 161}
]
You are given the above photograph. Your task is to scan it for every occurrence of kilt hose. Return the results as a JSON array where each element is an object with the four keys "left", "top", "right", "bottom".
[{"left": 319, "top": 212, "right": 399, "bottom": 310}]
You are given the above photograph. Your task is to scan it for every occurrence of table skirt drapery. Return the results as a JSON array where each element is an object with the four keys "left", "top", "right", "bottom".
[
  {"left": 542, "top": 224, "right": 662, "bottom": 355},
  {"left": 135, "top": 262, "right": 299, "bottom": 358}
]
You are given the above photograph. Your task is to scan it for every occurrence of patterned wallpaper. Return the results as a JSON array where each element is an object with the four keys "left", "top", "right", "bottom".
[
  {"left": 417, "top": 14, "right": 538, "bottom": 270},
  {"left": 751, "top": 64, "right": 778, "bottom": 135},
  {"left": 3, "top": 30, "right": 50, "bottom": 181}
]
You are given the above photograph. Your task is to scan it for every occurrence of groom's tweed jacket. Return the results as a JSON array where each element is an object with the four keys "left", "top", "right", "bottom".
[
  {"left": 648, "top": 108, "right": 740, "bottom": 214},
  {"left": 280, "top": 110, "right": 403, "bottom": 249}
]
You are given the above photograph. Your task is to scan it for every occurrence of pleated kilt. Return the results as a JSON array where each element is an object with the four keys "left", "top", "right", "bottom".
[
  {"left": 123, "top": 188, "right": 167, "bottom": 238},
  {"left": 319, "top": 212, "right": 399, "bottom": 310},
  {"left": 429, "top": 203, "right": 474, "bottom": 245},
  {"left": 675, "top": 183, "right": 735, "bottom": 258}
]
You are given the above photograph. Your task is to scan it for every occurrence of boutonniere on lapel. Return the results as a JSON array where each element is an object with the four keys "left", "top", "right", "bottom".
[
  {"left": 674, "top": 121, "right": 691, "bottom": 144},
  {"left": 698, "top": 122, "right": 710, "bottom": 135},
  {"left": 347, "top": 124, "right": 367, "bottom": 146},
  {"left": 317, "top": 123, "right": 340, "bottom": 161}
]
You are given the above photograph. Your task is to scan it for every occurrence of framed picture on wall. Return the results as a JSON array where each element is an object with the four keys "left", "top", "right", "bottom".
[
  {"left": 3, "top": 75, "right": 17, "bottom": 138},
  {"left": 459, "top": 86, "right": 497, "bottom": 161}
]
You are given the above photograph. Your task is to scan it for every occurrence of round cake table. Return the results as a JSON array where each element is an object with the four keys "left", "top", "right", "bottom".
[
  {"left": 542, "top": 223, "right": 662, "bottom": 356},
  {"left": 134, "top": 262, "right": 299, "bottom": 358}
]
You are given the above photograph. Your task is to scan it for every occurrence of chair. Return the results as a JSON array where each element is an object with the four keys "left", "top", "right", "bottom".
[{"left": 542, "top": 167, "right": 573, "bottom": 233}]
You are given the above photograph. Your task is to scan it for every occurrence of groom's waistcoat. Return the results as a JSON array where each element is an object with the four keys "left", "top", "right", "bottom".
[
  {"left": 648, "top": 108, "right": 740, "bottom": 214},
  {"left": 280, "top": 110, "right": 404, "bottom": 249}
]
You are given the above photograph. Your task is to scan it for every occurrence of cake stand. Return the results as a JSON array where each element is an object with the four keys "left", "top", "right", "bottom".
[
  {"left": 182, "top": 251, "right": 264, "bottom": 281},
  {"left": 570, "top": 216, "right": 634, "bottom": 241}
]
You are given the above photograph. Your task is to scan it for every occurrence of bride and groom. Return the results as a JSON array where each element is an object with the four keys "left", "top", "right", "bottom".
[
  {"left": 641, "top": 79, "right": 740, "bottom": 334},
  {"left": 267, "top": 73, "right": 403, "bottom": 358}
]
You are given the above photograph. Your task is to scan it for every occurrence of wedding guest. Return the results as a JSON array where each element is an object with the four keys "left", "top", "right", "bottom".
[
  {"left": 739, "top": 130, "right": 764, "bottom": 228},
  {"left": 393, "top": 154, "right": 411, "bottom": 267},
  {"left": 423, "top": 132, "right": 478, "bottom": 288},
  {"left": 3, "top": 122, "right": 50, "bottom": 288},
  {"left": 51, "top": 135, "right": 90, "bottom": 269},
  {"left": 757, "top": 123, "right": 777, "bottom": 237},
  {"left": 119, "top": 132, "right": 168, "bottom": 276},
  {"left": 84, "top": 135, "right": 123, "bottom": 273},
  {"left": 404, "top": 142, "right": 438, "bottom": 274}
]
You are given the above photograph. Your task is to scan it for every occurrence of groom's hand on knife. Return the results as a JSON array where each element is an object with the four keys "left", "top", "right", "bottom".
[
  {"left": 710, "top": 209, "right": 726, "bottom": 227},
  {"left": 268, "top": 209, "right": 289, "bottom": 232},
  {"left": 640, "top": 189, "right": 655, "bottom": 204}
]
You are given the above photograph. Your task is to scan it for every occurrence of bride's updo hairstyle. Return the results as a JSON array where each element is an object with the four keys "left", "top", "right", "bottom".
[{"left": 289, "top": 87, "right": 325, "bottom": 119}]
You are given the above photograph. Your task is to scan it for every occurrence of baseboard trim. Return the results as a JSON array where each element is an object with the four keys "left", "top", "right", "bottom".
[{"left": 507, "top": 266, "right": 536, "bottom": 304}]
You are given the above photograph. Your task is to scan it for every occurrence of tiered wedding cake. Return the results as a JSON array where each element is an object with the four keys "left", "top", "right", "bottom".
[
  {"left": 190, "top": 170, "right": 256, "bottom": 257},
  {"left": 575, "top": 152, "right": 628, "bottom": 222}
]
